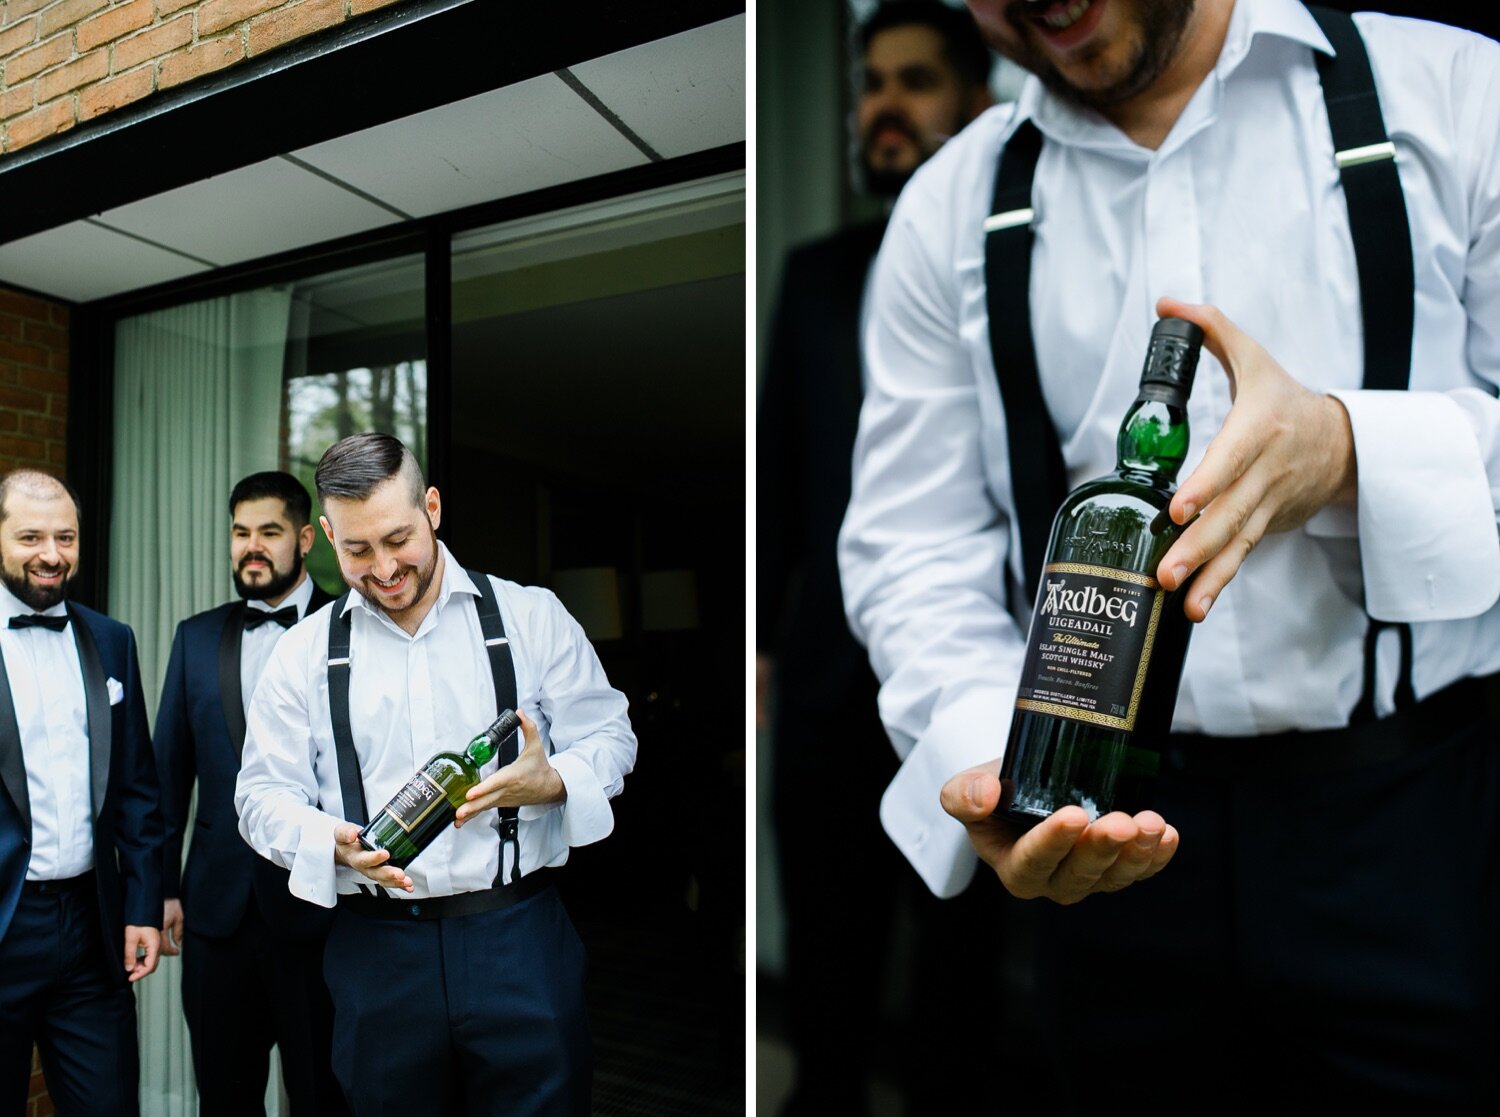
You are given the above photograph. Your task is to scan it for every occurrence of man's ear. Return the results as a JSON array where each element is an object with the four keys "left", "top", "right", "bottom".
[
  {"left": 425, "top": 486, "right": 442, "bottom": 532},
  {"left": 299, "top": 522, "right": 316, "bottom": 557},
  {"left": 319, "top": 515, "right": 334, "bottom": 547}
]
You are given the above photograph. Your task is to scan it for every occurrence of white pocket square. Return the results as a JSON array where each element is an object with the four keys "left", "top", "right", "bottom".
[{"left": 107, "top": 677, "right": 124, "bottom": 706}]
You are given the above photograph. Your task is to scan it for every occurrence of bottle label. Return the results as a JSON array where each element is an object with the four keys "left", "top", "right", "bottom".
[
  {"left": 381, "top": 769, "right": 448, "bottom": 834},
  {"left": 1014, "top": 562, "right": 1165, "bottom": 732}
]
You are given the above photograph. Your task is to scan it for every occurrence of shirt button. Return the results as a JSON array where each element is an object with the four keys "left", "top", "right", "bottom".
[{"left": 409, "top": 903, "right": 421, "bottom": 916}]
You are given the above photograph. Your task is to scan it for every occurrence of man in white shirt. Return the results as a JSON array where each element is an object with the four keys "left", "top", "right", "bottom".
[
  {"left": 839, "top": 0, "right": 1500, "bottom": 1102},
  {"left": 155, "top": 472, "right": 344, "bottom": 1116},
  {"left": 235, "top": 433, "right": 636, "bottom": 1115},
  {"left": 0, "top": 470, "right": 164, "bottom": 1115}
]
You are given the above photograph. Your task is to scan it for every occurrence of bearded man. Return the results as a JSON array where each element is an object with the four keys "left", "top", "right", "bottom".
[
  {"left": 234, "top": 433, "right": 636, "bottom": 1115},
  {"left": 0, "top": 469, "right": 163, "bottom": 1115},
  {"left": 154, "top": 470, "right": 347, "bottom": 1115}
]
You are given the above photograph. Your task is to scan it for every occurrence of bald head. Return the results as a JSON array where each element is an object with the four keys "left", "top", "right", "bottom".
[
  {"left": 0, "top": 469, "right": 80, "bottom": 611},
  {"left": 0, "top": 470, "right": 78, "bottom": 525}
]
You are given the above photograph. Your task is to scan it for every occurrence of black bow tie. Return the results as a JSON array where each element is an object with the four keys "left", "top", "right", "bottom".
[
  {"left": 243, "top": 606, "right": 298, "bottom": 631},
  {"left": 9, "top": 613, "right": 69, "bottom": 632}
]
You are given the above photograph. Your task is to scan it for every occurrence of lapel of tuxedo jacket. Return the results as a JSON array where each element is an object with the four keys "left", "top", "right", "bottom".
[
  {"left": 67, "top": 607, "right": 111, "bottom": 822},
  {"left": 218, "top": 603, "right": 248, "bottom": 759},
  {"left": 0, "top": 642, "right": 29, "bottom": 837}
]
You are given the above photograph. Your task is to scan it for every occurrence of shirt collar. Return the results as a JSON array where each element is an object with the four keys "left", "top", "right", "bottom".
[
  {"left": 0, "top": 582, "right": 68, "bottom": 622},
  {"left": 1011, "top": 0, "right": 1333, "bottom": 151},
  {"left": 245, "top": 572, "right": 316, "bottom": 617}
]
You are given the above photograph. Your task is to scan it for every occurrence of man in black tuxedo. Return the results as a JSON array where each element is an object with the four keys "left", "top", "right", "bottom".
[
  {"left": 155, "top": 471, "right": 345, "bottom": 1115},
  {"left": 756, "top": 4, "right": 1002, "bottom": 1113},
  {"left": 0, "top": 469, "right": 163, "bottom": 1115}
]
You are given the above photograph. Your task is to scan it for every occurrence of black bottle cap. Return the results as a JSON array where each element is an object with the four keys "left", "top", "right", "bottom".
[
  {"left": 488, "top": 709, "right": 522, "bottom": 743},
  {"left": 1139, "top": 317, "right": 1204, "bottom": 397}
]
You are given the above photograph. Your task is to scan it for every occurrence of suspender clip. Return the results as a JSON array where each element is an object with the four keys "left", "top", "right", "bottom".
[
  {"left": 1336, "top": 140, "right": 1396, "bottom": 169},
  {"left": 983, "top": 207, "right": 1034, "bottom": 234}
]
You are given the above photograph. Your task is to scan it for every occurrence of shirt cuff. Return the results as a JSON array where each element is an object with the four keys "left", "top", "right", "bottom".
[
  {"left": 524, "top": 750, "right": 612, "bottom": 846},
  {"left": 286, "top": 808, "right": 341, "bottom": 909},
  {"left": 879, "top": 685, "right": 1014, "bottom": 899},
  {"left": 1328, "top": 389, "right": 1500, "bottom": 621}
]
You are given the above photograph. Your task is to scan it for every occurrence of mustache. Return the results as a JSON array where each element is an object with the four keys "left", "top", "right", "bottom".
[
  {"left": 238, "top": 553, "right": 273, "bottom": 570},
  {"left": 863, "top": 111, "right": 921, "bottom": 148}
]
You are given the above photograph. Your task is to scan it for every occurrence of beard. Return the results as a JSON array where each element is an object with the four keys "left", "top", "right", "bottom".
[
  {"left": 1, "top": 560, "right": 71, "bottom": 612},
  {"left": 1005, "top": 0, "right": 1195, "bottom": 112},
  {"left": 234, "top": 550, "right": 305, "bottom": 602},
  {"left": 860, "top": 111, "right": 955, "bottom": 198},
  {"left": 353, "top": 521, "right": 439, "bottom": 618}
]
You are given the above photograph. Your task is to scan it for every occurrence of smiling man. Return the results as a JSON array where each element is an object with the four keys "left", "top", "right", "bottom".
[
  {"left": 837, "top": 0, "right": 1500, "bottom": 1105},
  {"left": 154, "top": 471, "right": 345, "bottom": 1116},
  {"left": 0, "top": 469, "right": 163, "bottom": 1115},
  {"left": 234, "top": 433, "right": 636, "bottom": 1115}
]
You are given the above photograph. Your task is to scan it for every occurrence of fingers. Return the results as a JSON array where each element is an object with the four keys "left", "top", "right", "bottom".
[
  {"left": 517, "top": 709, "right": 542, "bottom": 750},
  {"left": 1093, "top": 811, "right": 1173, "bottom": 892},
  {"left": 334, "top": 832, "right": 415, "bottom": 891},
  {"left": 1155, "top": 297, "right": 1258, "bottom": 382},
  {"left": 134, "top": 931, "right": 161, "bottom": 981},
  {"left": 124, "top": 928, "right": 160, "bottom": 981},
  {"left": 938, "top": 760, "right": 1180, "bottom": 903}
]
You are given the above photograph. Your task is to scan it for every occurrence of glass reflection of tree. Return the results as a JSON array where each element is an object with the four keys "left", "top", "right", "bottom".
[
  {"left": 283, "top": 361, "right": 429, "bottom": 592},
  {"left": 1063, "top": 505, "right": 1150, "bottom": 572}
]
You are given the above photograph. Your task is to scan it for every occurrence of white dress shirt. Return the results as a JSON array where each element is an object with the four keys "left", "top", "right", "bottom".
[
  {"left": 838, "top": 0, "right": 1500, "bottom": 897},
  {"left": 241, "top": 574, "right": 315, "bottom": 717},
  {"left": 235, "top": 543, "right": 637, "bottom": 907},
  {"left": 0, "top": 586, "right": 92, "bottom": 880}
]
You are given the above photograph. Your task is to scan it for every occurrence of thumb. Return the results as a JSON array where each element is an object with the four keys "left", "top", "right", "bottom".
[
  {"left": 516, "top": 709, "right": 543, "bottom": 750},
  {"left": 333, "top": 822, "right": 362, "bottom": 845},
  {"left": 939, "top": 760, "right": 1003, "bottom": 823},
  {"left": 1155, "top": 297, "right": 1259, "bottom": 399}
]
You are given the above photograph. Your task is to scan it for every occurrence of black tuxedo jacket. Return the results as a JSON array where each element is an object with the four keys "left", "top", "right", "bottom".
[
  {"left": 757, "top": 219, "right": 889, "bottom": 710},
  {"left": 0, "top": 603, "right": 165, "bottom": 973},
  {"left": 155, "top": 585, "right": 335, "bottom": 940}
]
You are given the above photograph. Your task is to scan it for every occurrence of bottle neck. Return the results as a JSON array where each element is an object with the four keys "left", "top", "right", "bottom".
[
  {"left": 1116, "top": 391, "right": 1189, "bottom": 482},
  {"left": 465, "top": 732, "right": 498, "bottom": 766}
]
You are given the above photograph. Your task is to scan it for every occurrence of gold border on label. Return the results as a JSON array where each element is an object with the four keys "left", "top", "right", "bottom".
[
  {"left": 386, "top": 770, "right": 449, "bottom": 834},
  {"left": 1043, "top": 561, "right": 1159, "bottom": 589},
  {"left": 1016, "top": 577, "right": 1165, "bottom": 732}
]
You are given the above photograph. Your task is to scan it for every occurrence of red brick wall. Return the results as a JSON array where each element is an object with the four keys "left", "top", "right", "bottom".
[
  {"left": 0, "top": 286, "right": 68, "bottom": 475},
  {"left": 0, "top": 0, "right": 402, "bottom": 154},
  {"left": 0, "top": 283, "right": 68, "bottom": 1111},
  {"left": 29, "top": 1047, "right": 53, "bottom": 1117}
]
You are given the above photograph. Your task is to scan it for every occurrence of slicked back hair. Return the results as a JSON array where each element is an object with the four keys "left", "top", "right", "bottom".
[
  {"left": 861, "top": 0, "right": 994, "bottom": 91},
  {"left": 229, "top": 471, "right": 313, "bottom": 528},
  {"left": 0, "top": 469, "right": 81, "bottom": 526},
  {"left": 315, "top": 433, "right": 425, "bottom": 508}
]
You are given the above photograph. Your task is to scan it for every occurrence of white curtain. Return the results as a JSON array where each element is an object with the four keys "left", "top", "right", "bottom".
[{"left": 109, "top": 287, "right": 292, "bottom": 1117}]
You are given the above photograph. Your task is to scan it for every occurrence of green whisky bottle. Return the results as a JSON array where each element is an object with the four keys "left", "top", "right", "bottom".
[
  {"left": 998, "top": 318, "right": 1204, "bottom": 828},
  {"left": 358, "top": 709, "right": 522, "bottom": 868}
]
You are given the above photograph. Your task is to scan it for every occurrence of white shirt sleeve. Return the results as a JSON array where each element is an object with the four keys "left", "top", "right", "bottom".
[
  {"left": 838, "top": 184, "right": 1028, "bottom": 899},
  {"left": 515, "top": 586, "right": 637, "bottom": 847},
  {"left": 1311, "top": 26, "right": 1500, "bottom": 623},
  {"left": 234, "top": 620, "right": 346, "bottom": 909}
]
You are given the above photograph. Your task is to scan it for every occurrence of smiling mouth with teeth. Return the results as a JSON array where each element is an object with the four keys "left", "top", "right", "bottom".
[{"left": 1036, "top": 0, "right": 1093, "bottom": 31}]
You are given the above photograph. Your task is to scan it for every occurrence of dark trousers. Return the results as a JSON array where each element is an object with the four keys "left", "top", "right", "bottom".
[
  {"left": 181, "top": 902, "right": 347, "bottom": 1116},
  {"left": 1039, "top": 708, "right": 1500, "bottom": 1108},
  {"left": 0, "top": 883, "right": 138, "bottom": 1117},
  {"left": 772, "top": 683, "right": 1010, "bottom": 1115},
  {"left": 322, "top": 884, "right": 591, "bottom": 1116}
]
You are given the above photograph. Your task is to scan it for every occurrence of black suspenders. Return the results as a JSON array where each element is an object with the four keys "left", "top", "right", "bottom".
[
  {"left": 983, "top": 6, "right": 1415, "bottom": 716},
  {"left": 327, "top": 568, "right": 524, "bottom": 890}
]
